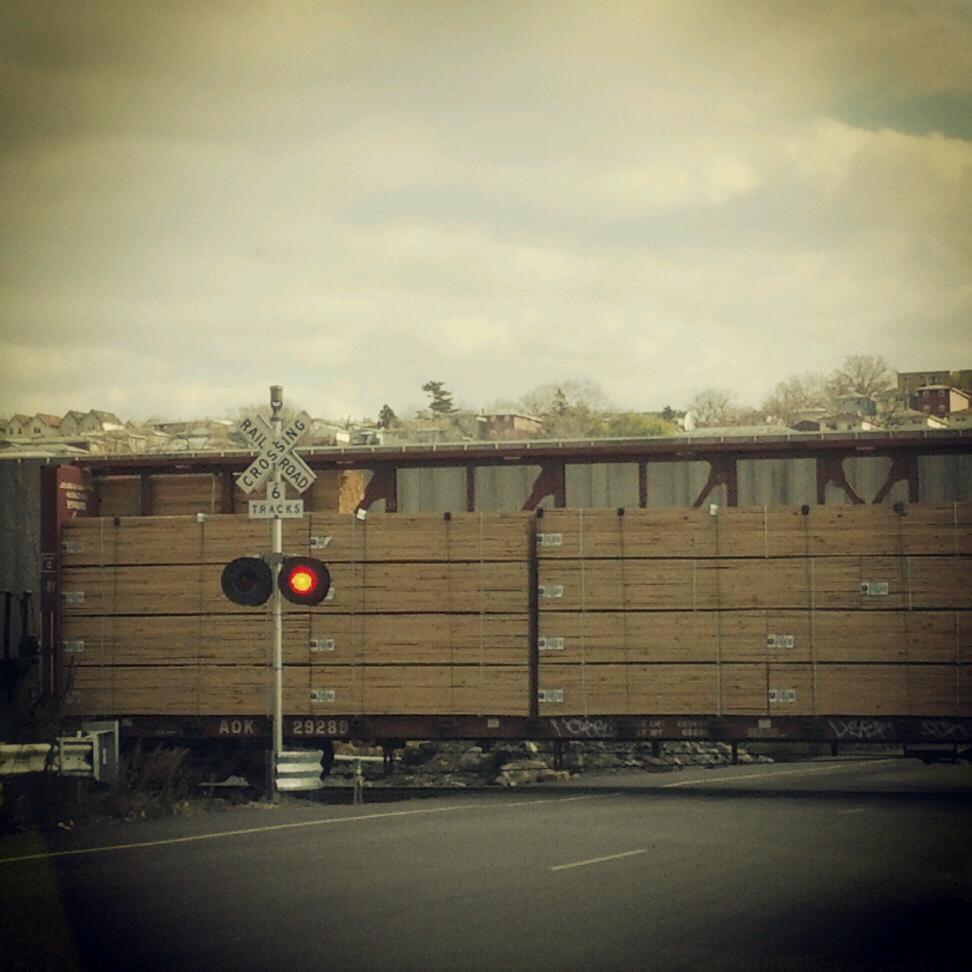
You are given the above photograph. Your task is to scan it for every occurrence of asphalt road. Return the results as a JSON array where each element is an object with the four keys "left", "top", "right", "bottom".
[{"left": 3, "top": 757, "right": 971, "bottom": 972}]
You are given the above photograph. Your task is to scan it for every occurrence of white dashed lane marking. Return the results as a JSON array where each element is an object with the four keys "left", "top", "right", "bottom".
[
  {"left": 551, "top": 848, "right": 648, "bottom": 872},
  {"left": 661, "top": 759, "right": 892, "bottom": 789}
]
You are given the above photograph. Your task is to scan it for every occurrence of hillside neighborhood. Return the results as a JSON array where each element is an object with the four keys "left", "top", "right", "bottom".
[{"left": 1, "top": 367, "right": 970, "bottom": 460}]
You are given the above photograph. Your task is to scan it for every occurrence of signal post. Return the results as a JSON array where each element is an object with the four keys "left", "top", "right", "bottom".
[{"left": 224, "top": 386, "right": 329, "bottom": 799}]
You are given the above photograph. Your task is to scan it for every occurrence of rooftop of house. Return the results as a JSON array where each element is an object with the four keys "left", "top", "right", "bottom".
[
  {"left": 0, "top": 442, "right": 91, "bottom": 458},
  {"left": 684, "top": 424, "right": 794, "bottom": 437},
  {"left": 479, "top": 412, "right": 544, "bottom": 422}
]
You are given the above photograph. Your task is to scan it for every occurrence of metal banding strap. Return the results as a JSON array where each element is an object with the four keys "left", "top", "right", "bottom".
[
  {"left": 579, "top": 509, "right": 588, "bottom": 718},
  {"left": 196, "top": 517, "right": 204, "bottom": 716},
  {"left": 956, "top": 611, "right": 962, "bottom": 716},
  {"left": 478, "top": 512, "right": 485, "bottom": 717},
  {"left": 351, "top": 511, "right": 359, "bottom": 716},
  {"left": 445, "top": 512, "right": 455, "bottom": 715},
  {"left": 619, "top": 509, "right": 630, "bottom": 713},
  {"left": 713, "top": 508, "right": 722, "bottom": 718},
  {"left": 99, "top": 517, "right": 107, "bottom": 711},
  {"left": 804, "top": 513, "right": 818, "bottom": 716},
  {"left": 897, "top": 515, "right": 913, "bottom": 717}
]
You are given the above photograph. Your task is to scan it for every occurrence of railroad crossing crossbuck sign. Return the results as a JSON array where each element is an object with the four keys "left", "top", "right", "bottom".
[
  {"left": 237, "top": 411, "right": 317, "bottom": 518},
  {"left": 237, "top": 411, "right": 316, "bottom": 491}
]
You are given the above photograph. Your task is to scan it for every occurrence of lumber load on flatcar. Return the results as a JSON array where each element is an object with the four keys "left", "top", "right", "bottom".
[
  {"left": 54, "top": 505, "right": 971, "bottom": 724},
  {"left": 535, "top": 506, "right": 971, "bottom": 718},
  {"left": 58, "top": 512, "right": 532, "bottom": 718}
]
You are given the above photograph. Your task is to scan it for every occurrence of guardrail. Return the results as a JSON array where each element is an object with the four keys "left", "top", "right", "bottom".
[{"left": 0, "top": 720, "right": 118, "bottom": 785}]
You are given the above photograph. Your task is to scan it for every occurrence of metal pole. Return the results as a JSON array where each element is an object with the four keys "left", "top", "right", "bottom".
[{"left": 270, "top": 384, "right": 284, "bottom": 800}]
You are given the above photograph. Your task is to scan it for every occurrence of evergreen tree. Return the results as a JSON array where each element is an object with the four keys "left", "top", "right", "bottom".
[{"left": 421, "top": 381, "right": 456, "bottom": 415}]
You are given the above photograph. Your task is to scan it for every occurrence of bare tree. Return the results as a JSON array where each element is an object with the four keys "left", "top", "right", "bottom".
[
  {"left": 519, "top": 379, "right": 612, "bottom": 417},
  {"left": 761, "top": 372, "right": 830, "bottom": 425},
  {"left": 828, "top": 354, "right": 896, "bottom": 400},
  {"left": 685, "top": 388, "right": 740, "bottom": 428}
]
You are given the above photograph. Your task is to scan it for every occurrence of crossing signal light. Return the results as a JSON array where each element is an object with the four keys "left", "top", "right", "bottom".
[
  {"left": 221, "top": 557, "right": 273, "bottom": 607},
  {"left": 279, "top": 557, "right": 331, "bottom": 606}
]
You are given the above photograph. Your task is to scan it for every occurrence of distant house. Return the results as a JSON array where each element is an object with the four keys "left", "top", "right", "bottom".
[
  {"left": 911, "top": 385, "right": 971, "bottom": 418},
  {"left": 831, "top": 412, "right": 877, "bottom": 432},
  {"left": 684, "top": 424, "right": 793, "bottom": 438},
  {"left": 790, "top": 408, "right": 829, "bottom": 429},
  {"left": 477, "top": 413, "right": 544, "bottom": 438},
  {"left": 142, "top": 418, "right": 187, "bottom": 434},
  {"left": 163, "top": 421, "right": 234, "bottom": 452},
  {"left": 78, "top": 409, "right": 123, "bottom": 433},
  {"left": 898, "top": 369, "right": 972, "bottom": 397},
  {"left": 378, "top": 427, "right": 448, "bottom": 446},
  {"left": 835, "top": 395, "right": 877, "bottom": 418},
  {"left": 948, "top": 407, "right": 972, "bottom": 429},
  {"left": 4, "top": 414, "right": 31, "bottom": 437},
  {"left": 27, "top": 413, "right": 62, "bottom": 437},
  {"left": 335, "top": 427, "right": 381, "bottom": 446},
  {"left": 790, "top": 413, "right": 875, "bottom": 433},
  {"left": 885, "top": 409, "right": 949, "bottom": 431},
  {"left": 101, "top": 429, "right": 149, "bottom": 454},
  {"left": 144, "top": 431, "right": 174, "bottom": 453},
  {"left": 59, "top": 410, "right": 89, "bottom": 436}
]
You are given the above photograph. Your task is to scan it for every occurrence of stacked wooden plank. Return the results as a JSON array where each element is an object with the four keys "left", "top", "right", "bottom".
[
  {"left": 58, "top": 504, "right": 972, "bottom": 721},
  {"left": 536, "top": 506, "right": 972, "bottom": 717},
  {"left": 299, "top": 513, "right": 530, "bottom": 715},
  {"left": 60, "top": 512, "right": 531, "bottom": 717}
]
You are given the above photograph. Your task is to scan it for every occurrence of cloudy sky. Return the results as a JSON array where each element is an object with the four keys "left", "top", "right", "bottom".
[{"left": 1, "top": 1, "right": 970, "bottom": 422}]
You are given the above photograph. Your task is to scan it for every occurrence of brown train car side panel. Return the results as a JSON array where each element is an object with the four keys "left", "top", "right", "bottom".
[
  {"left": 60, "top": 561, "right": 529, "bottom": 616},
  {"left": 536, "top": 505, "right": 972, "bottom": 559},
  {"left": 305, "top": 613, "right": 529, "bottom": 666},
  {"left": 61, "top": 511, "right": 531, "bottom": 566},
  {"left": 538, "top": 557, "right": 972, "bottom": 612},
  {"left": 60, "top": 663, "right": 528, "bottom": 717},
  {"left": 61, "top": 515, "right": 304, "bottom": 567},
  {"left": 536, "top": 662, "right": 971, "bottom": 718},
  {"left": 535, "top": 610, "right": 971, "bottom": 665},
  {"left": 60, "top": 614, "right": 308, "bottom": 666}
]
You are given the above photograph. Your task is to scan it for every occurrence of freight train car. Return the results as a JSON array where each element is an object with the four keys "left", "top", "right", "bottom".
[{"left": 11, "top": 429, "right": 972, "bottom": 760}]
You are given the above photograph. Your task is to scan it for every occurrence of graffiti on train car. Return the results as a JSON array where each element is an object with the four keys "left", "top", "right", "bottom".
[
  {"left": 827, "top": 718, "right": 895, "bottom": 741},
  {"left": 919, "top": 719, "right": 972, "bottom": 740},
  {"left": 549, "top": 717, "right": 616, "bottom": 738}
]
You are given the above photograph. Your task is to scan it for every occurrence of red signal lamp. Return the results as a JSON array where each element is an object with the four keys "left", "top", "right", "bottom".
[{"left": 279, "top": 557, "right": 330, "bottom": 605}]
